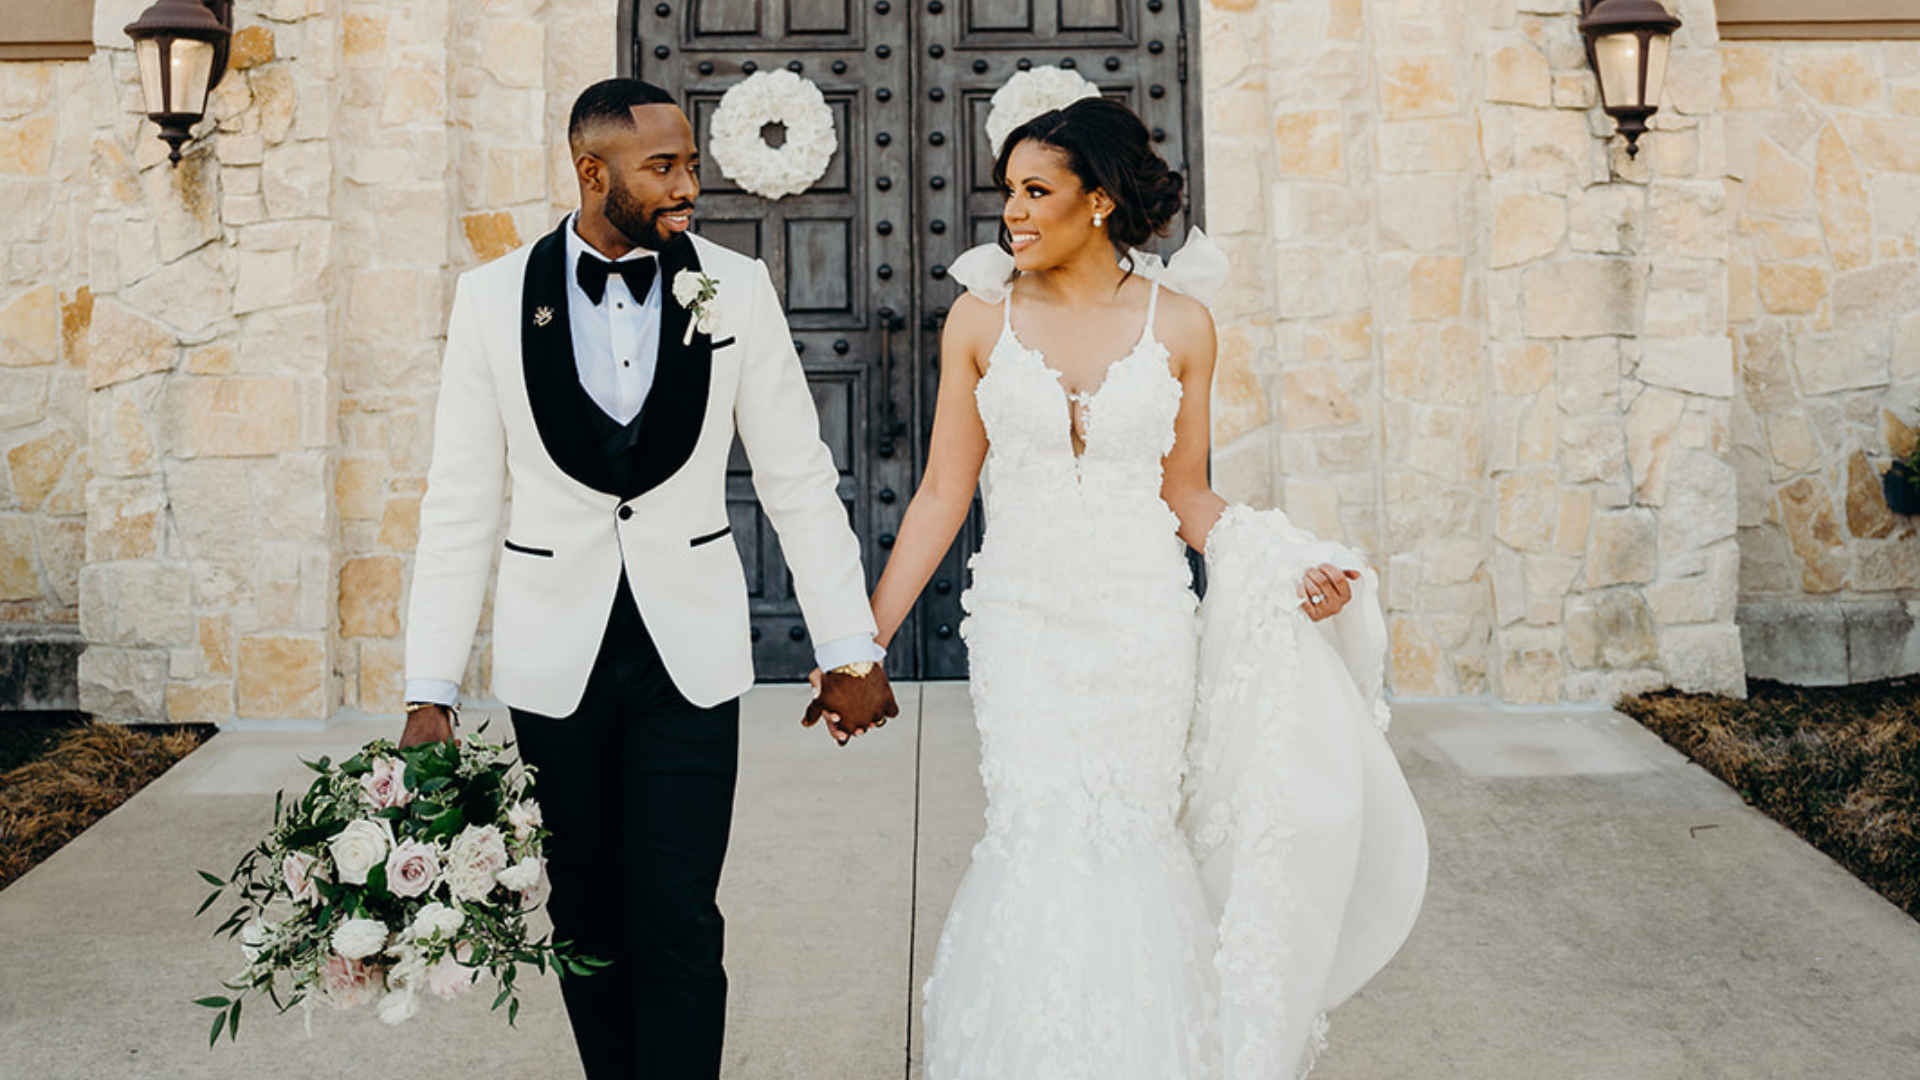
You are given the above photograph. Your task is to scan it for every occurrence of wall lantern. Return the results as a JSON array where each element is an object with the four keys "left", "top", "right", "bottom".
[
  {"left": 1578, "top": 0, "right": 1681, "bottom": 159},
  {"left": 125, "top": 0, "right": 234, "bottom": 166}
]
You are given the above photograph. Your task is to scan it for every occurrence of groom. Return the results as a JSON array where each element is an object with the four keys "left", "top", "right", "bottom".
[{"left": 398, "top": 79, "right": 896, "bottom": 1079}]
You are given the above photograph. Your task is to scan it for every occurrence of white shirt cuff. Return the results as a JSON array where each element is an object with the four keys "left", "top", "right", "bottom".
[
  {"left": 814, "top": 634, "right": 887, "bottom": 672},
  {"left": 403, "top": 679, "right": 460, "bottom": 708}
]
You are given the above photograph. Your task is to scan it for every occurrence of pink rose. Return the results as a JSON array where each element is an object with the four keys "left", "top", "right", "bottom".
[
  {"left": 319, "top": 955, "right": 382, "bottom": 1010},
  {"left": 359, "top": 757, "right": 412, "bottom": 810},
  {"left": 282, "top": 851, "right": 321, "bottom": 905},
  {"left": 425, "top": 948, "right": 479, "bottom": 1001},
  {"left": 384, "top": 840, "right": 440, "bottom": 899},
  {"left": 445, "top": 825, "right": 510, "bottom": 902}
]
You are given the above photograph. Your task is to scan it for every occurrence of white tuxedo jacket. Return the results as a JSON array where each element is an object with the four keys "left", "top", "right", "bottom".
[{"left": 404, "top": 225, "right": 874, "bottom": 714}]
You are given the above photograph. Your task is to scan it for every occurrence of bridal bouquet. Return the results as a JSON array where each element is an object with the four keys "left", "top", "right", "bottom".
[{"left": 194, "top": 733, "right": 600, "bottom": 1044}]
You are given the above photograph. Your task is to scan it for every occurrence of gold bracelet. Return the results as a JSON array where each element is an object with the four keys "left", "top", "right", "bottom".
[{"left": 829, "top": 661, "right": 876, "bottom": 678}]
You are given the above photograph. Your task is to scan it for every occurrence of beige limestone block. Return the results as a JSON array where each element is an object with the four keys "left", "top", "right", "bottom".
[
  {"left": 1738, "top": 323, "right": 1797, "bottom": 412},
  {"left": 1659, "top": 625, "right": 1746, "bottom": 696},
  {"left": 1317, "top": 312, "right": 1371, "bottom": 361},
  {"left": 199, "top": 613, "right": 232, "bottom": 677},
  {"left": 144, "top": 151, "right": 222, "bottom": 264},
  {"left": 1519, "top": 388, "right": 1557, "bottom": 464},
  {"left": 1795, "top": 332, "right": 1889, "bottom": 396},
  {"left": 1719, "top": 46, "right": 1774, "bottom": 110},
  {"left": 122, "top": 247, "right": 230, "bottom": 338},
  {"left": 462, "top": 212, "right": 522, "bottom": 262},
  {"left": 358, "top": 637, "right": 405, "bottom": 715},
  {"left": 1271, "top": 110, "right": 1345, "bottom": 180},
  {"left": 84, "top": 477, "right": 164, "bottom": 563},
  {"left": 482, "top": 20, "right": 546, "bottom": 89},
  {"left": 1816, "top": 124, "right": 1873, "bottom": 272},
  {"left": 1637, "top": 336, "right": 1734, "bottom": 398},
  {"left": 1900, "top": 311, "right": 1920, "bottom": 381},
  {"left": 1559, "top": 414, "right": 1626, "bottom": 485},
  {"left": 487, "top": 146, "right": 546, "bottom": 206},
  {"left": 78, "top": 647, "right": 169, "bottom": 721},
  {"left": 101, "top": 561, "right": 195, "bottom": 647},
  {"left": 247, "top": 63, "right": 295, "bottom": 145},
  {"left": 1523, "top": 258, "right": 1644, "bottom": 338},
  {"left": 1390, "top": 616, "right": 1450, "bottom": 696},
  {"left": 1557, "top": 338, "right": 1622, "bottom": 414},
  {"left": 1498, "top": 627, "right": 1563, "bottom": 704},
  {"left": 0, "top": 515, "right": 37, "bottom": 599},
  {"left": 7, "top": 429, "right": 77, "bottom": 511},
  {"left": 185, "top": 344, "right": 236, "bottom": 376},
  {"left": 1757, "top": 264, "right": 1826, "bottom": 315},
  {"left": 1493, "top": 342, "right": 1553, "bottom": 395},
  {"left": 236, "top": 634, "right": 327, "bottom": 719},
  {"left": 1565, "top": 590, "right": 1656, "bottom": 669},
  {"left": 1834, "top": 114, "right": 1920, "bottom": 174},
  {"left": 262, "top": 140, "right": 329, "bottom": 218},
  {"left": 165, "top": 377, "right": 299, "bottom": 458},
  {"left": 1512, "top": 107, "right": 1598, "bottom": 183},
  {"left": 348, "top": 268, "right": 425, "bottom": 343},
  {"left": 382, "top": 63, "right": 447, "bottom": 127},
  {"left": 1278, "top": 365, "right": 1357, "bottom": 430},
  {"left": 167, "top": 680, "right": 233, "bottom": 722},
  {"left": 336, "top": 455, "right": 388, "bottom": 521},
  {"left": 1281, "top": 479, "right": 1341, "bottom": 540},
  {"left": 343, "top": 12, "right": 389, "bottom": 67},
  {"left": 95, "top": 382, "right": 161, "bottom": 477},
  {"left": 0, "top": 115, "right": 54, "bottom": 177},
  {"left": 1855, "top": 536, "right": 1920, "bottom": 591},
  {"left": 1647, "top": 180, "right": 1727, "bottom": 259},
  {"left": 339, "top": 555, "right": 401, "bottom": 638},
  {"left": 1833, "top": 260, "right": 1918, "bottom": 330},
  {"left": 1625, "top": 388, "right": 1684, "bottom": 505},
  {"left": 1495, "top": 471, "right": 1557, "bottom": 553},
  {"left": 165, "top": 458, "right": 256, "bottom": 561},
  {"left": 1492, "top": 189, "right": 1565, "bottom": 269},
  {"left": 230, "top": 26, "right": 275, "bottom": 71},
  {"left": 1408, "top": 257, "right": 1465, "bottom": 321},
  {"left": 0, "top": 285, "right": 58, "bottom": 366},
  {"left": 1786, "top": 48, "right": 1883, "bottom": 108},
  {"left": 1764, "top": 414, "right": 1819, "bottom": 478},
  {"left": 1886, "top": 408, "right": 1917, "bottom": 459},
  {"left": 1897, "top": 85, "right": 1920, "bottom": 118},
  {"left": 0, "top": 367, "right": 48, "bottom": 430},
  {"left": 378, "top": 492, "right": 421, "bottom": 551},
  {"left": 1381, "top": 56, "right": 1459, "bottom": 121},
  {"left": 59, "top": 286, "right": 91, "bottom": 370},
  {"left": 1774, "top": 475, "right": 1848, "bottom": 591},
  {"left": 1487, "top": 41, "right": 1552, "bottom": 107},
  {"left": 1567, "top": 185, "right": 1644, "bottom": 255},
  {"left": 1586, "top": 509, "right": 1657, "bottom": 587},
  {"left": 1846, "top": 451, "right": 1899, "bottom": 540},
  {"left": 1211, "top": 326, "right": 1269, "bottom": 444},
  {"left": 86, "top": 300, "right": 176, "bottom": 390},
  {"left": 1554, "top": 487, "right": 1592, "bottom": 556},
  {"left": 1746, "top": 139, "right": 1812, "bottom": 217},
  {"left": 1209, "top": 434, "right": 1272, "bottom": 509}
]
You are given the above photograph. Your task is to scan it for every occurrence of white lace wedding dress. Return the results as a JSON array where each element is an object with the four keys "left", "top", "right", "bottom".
[{"left": 924, "top": 239, "right": 1427, "bottom": 1080}]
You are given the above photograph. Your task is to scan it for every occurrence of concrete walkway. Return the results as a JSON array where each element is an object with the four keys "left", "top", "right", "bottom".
[{"left": 1, "top": 685, "right": 1916, "bottom": 1080}]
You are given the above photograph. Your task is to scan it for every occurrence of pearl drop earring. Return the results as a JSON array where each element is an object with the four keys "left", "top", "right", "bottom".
[{"left": 1093, "top": 212, "right": 1105, "bottom": 227}]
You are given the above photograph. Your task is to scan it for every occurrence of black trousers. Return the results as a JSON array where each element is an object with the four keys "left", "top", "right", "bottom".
[{"left": 510, "top": 582, "right": 740, "bottom": 1080}]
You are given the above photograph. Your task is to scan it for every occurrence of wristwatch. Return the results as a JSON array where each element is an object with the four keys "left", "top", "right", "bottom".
[{"left": 829, "top": 662, "right": 876, "bottom": 678}]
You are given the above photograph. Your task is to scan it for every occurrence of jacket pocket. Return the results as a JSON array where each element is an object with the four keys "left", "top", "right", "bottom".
[
  {"left": 503, "top": 539, "right": 553, "bottom": 557},
  {"left": 689, "top": 525, "right": 732, "bottom": 548},
  {"left": 710, "top": 335, "right": 737, "bottom": 350}
]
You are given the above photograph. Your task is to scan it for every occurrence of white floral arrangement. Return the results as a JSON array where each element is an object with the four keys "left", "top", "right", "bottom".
[
  {"left": 708, "top": 70, "right": 838, "bottom": 200},
  {"left": 194, "top": 733, "right": 600, "bottom": 1042},
  {"left": 673, "top": 270, "right": 721, "bottom": 344},
  {"left": 985, "top": 65, "right": 1101, "bottom": 158}
]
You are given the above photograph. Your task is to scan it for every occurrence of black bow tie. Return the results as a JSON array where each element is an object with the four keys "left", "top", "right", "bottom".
[{"left": 576, "top": 252, "right": 658, "bottom": 306}]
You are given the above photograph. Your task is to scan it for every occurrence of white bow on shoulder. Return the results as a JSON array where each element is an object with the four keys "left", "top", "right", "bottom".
[{"left": 946, "top": 228, "right": 1231, "bottom": 307}]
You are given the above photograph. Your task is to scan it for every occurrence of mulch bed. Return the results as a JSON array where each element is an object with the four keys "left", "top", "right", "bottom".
[
  {"left": 0, "top": 718, "right": 213, "bottom": 892},
  {"left": 1620, "top": 678, "right": 1920, "bottom": 921}
]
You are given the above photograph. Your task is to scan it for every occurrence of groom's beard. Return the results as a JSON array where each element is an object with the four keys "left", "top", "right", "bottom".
[{"left": 607, "top": 180, "right": 692, "bottom": 252}]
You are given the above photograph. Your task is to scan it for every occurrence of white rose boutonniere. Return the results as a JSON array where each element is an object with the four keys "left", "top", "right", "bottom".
[{"left": 673, "top": 270, "right": 721, "bottom": 345}]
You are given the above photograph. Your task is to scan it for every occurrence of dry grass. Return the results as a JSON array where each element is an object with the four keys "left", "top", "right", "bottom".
[
  {"left": 1621, "top": 678, "right": 1920, "bottom": 921},
  {"left": 0, "top": 721, "right": 211, "bottom": 892}
]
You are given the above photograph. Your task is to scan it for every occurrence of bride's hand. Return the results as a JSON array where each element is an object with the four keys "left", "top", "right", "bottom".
[{"left": 1297, "top": 563, "right": 1361, "bottom": 622}]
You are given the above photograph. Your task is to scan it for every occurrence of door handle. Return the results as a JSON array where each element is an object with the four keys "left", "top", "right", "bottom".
[{"left": 876, "top": 306, "right": 908, "bottom": 458}]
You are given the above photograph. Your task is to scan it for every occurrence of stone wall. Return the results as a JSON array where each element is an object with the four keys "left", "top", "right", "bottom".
[
  {"left": 1722, "top": 39, "right": 1920, "bottom": 638},
  {"left": 1201, "top": 0, "right": 1746, "bottom": 702},
  {"left": 0, "top": 59, "right": 92, "bottom": 634}
]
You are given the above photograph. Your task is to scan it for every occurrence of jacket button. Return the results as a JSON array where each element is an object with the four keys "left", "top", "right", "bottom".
[{"left": 618, "top": 505, "right": 633, "bottom": 521}]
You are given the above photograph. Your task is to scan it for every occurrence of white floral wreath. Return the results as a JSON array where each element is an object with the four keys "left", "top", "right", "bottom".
[
  {"left": 708, "top": 70, "right": 838, "bottom": 201},
  {"left": 985, "top": 65, "right": 1101, "bottom": 157}
]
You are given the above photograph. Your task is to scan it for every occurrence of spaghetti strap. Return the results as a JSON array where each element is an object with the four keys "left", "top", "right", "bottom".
[
  {"left": 1002, "top": 289, "right": 1015, "bottom": 332},
  {"left": 1138, "top": 279, "right": 1162, "bottom": 345}
]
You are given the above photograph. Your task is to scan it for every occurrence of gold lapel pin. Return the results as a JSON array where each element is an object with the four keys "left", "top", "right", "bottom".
[{"left": 533, "top": 306, "right": 554, "bottom": 327}]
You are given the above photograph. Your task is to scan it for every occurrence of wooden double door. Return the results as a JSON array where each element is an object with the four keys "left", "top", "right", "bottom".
[{"left": 621, "top": 0, "right": 1202, "bottom": 679}]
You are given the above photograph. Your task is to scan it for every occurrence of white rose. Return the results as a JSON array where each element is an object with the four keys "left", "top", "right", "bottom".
[
  {"left": 425, "top": 954, "right": 479, "bottom": 1001},
  {"left": 408, "top": 901, "right": 464, "bottom": 942},
  {"left": 240, "top": 919, "right": 267, "bottom": 963},
  {"left": 377, "top": 986, "right": 420, "bottom": 1025},
  {"left": 496, "top": 856, "right": 542, "bottom": 893},
  {"left": 327, "top": 818, "right": 393, "bottom": 886},
  {"left": 331, "top": 917, "right": 391, "bottom": 961},
  {"left": 672, "top": 271, "right": 704, "bottom": 307},
  {"left": 445, "top": 825, "right": 509, "bottom": 902},
  {"left": 505, "top": 800, "right": 543, "bottom": 840}
]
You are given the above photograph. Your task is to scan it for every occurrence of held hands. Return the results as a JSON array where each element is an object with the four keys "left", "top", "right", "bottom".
[
  {"left": 1298, "top": 563, "right": 1362, "bottom": 622},
  {"left": 802, "top": 665, "right": 901, "bottom": 746}
]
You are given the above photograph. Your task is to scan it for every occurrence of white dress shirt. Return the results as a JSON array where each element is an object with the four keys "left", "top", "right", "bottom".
[{"left": 406, "top": 216, "right": 882, "bottom": 709}]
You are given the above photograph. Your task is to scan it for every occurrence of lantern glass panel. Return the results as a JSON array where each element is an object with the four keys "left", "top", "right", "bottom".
[
  {"left": 1593, "top": 31, "right": 1646, "bottom": 109},
  {"left": 135, "top": 36, "right": 215, "bottom": 115},
  {"left": 1641, "top": 33, "right": 1671, "bottom": 110}
]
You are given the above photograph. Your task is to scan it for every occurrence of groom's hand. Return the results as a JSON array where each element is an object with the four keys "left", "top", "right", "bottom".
[
  {"left": 803, "top": 665, "right": 900, "bottom": 746},
  {"left": 399, "top": 705, "right": 455, "bottom": 748}
]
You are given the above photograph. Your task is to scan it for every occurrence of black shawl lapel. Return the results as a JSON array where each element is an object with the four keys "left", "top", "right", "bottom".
[
  {"left": 620, "top": 233, "right": 715, "bottom": 498},
  {"left": 521, "top": 224, "right": 618, "bottom": 495}
]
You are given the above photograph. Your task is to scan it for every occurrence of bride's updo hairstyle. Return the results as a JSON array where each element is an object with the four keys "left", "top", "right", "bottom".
[{"left": 992, "top": 96, "right": 1186, "bottom": 253}]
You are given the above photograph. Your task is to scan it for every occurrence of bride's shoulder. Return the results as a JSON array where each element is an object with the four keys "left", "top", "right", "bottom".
[{"left": 1154, "top": 288, "right": 1217, "bottom": 355}]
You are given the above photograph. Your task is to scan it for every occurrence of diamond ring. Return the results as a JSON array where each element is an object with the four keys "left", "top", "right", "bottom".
[{"left": 1309, "top": 593, "right": 1326, "bottom": 604}]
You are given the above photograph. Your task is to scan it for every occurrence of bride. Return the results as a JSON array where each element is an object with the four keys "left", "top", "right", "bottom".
[{"left": 848, "top": 95, "right": 1426, "bottom": 1079}]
